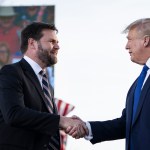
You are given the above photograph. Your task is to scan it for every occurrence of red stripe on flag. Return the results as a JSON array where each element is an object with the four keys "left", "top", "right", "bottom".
[
  {"left": 63, "top": 104, "right": 69, "bottom": 116},
  {"left": 57, "top": 100, "right": 62, "bottom": 113}
]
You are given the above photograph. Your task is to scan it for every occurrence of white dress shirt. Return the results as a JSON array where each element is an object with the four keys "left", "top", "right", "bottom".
[
  {"left": 85, "top": 57, "right": 150, "bottom": 140},
  {"left": 24, "top": 55, "right": 45, "bottom": 87}
]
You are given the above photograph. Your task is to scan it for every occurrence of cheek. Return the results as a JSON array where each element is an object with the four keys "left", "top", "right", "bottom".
[
  {"left": 44, "top": 43, "right": 53, "bottom": 50},
  {"left": 135, "top": 43, "right": 143, "bottom": 53},
  {"left": 46, "top": 49, "right": 52, "bottom": 57},
  {"left": 132, "top": 45, "right": 143, "bottom": 60},
  {"left": 132, "top": 41, "right": 140, "bottom": 51},
  {"left": 48, "top": 46, "right": 54, "bottom": 53}
]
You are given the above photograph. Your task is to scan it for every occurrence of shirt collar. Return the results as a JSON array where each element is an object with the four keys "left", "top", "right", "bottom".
[
  {"left": 24, "top": 55, "right": 43, "bottom": 75},
  {"left": 146, "top": 57, "right": 150, "bottom": 69}
]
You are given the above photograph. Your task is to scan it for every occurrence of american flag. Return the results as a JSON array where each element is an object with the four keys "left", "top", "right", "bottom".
[{"left": 55, "top": 98, "right": 75, "bottom": 150}]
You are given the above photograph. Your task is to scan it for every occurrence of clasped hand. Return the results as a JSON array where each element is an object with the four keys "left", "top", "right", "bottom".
[{"left": 59, "top": 115, "right": 89, "bottom": 139}]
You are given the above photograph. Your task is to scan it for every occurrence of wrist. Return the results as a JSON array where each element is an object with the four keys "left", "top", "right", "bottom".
[{"left": 59, "top": 116, "right": 66, "bottom": 129}]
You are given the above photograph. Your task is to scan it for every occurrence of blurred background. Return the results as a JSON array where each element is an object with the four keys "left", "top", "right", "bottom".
[{"left": 0, "top": 0, "right": 150, "bottom": 149}]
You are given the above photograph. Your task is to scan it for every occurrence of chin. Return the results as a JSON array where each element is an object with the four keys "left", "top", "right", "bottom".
[
  {"left": 53, "top": 57, "right": 58, "bottom": 64},
  {"left": 130, "top": 56, "right": 135, "bottom": 62},
  {"left": 131, "top": 59, "right": 136, "bottom": 63},
  {"left": 47, "top": 60, "right": 57, "bottom": 66}
]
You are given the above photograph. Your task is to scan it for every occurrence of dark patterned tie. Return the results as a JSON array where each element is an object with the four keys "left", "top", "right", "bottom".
[
  {"left": 39, "top": 70, "right": 54, "bottom": 114},
  {"left": 39, "top": 70, "right": 60, "bottom": 150}
]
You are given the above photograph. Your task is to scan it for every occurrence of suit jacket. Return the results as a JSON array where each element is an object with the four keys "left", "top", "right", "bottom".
[
  {"left": 0, "top": 59, "right": 60, "bottom": 150},
  {"left": 89, "top": 75, "right": 150, "bottom": 150}
]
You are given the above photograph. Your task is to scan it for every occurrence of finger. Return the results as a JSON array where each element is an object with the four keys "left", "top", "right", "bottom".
[
  {"left": 65, "top": 126, "right": 73, "bottom": 133},
  {"left": 84, "top": 126, "right": 89, "bottom": 136},
  {"left": 81, "top": 123, "right": 89, "bottom": 136},
  {"left": 74, "top": 124, "right": 84, "bottom": 139},
  {"left": 68, "top": 126, "right": 77, "bottom": 136},
  {"left": 71, "top": 129, "right": 79, "bottom": 138},
  {"left": 79, "top": 125, "right": 85, "bottom": 137},
  {"left": 75, "top": 136, "right": 80, "bottom": 139},
  {"left": 71, "top": 115, "right": 83, "bottom": 122},
  {"left": 71, "top": 115, "right": 79, "bottom": 119},
  {"left": 77, "top": 124, "right": 87, "bottom": 138}
]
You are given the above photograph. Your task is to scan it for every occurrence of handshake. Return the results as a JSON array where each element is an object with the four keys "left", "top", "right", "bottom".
[{"left": 59, "top": 115, "right": 89, "bottom": 139}]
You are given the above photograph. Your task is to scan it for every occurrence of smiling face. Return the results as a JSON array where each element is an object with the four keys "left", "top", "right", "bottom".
[
  {"left": 0, "top": 16, "right": 15, "bottom": 29},
  {"left": 36, "top": 29, "right": 60, "bottom": 67},
  {"left": 125, "top": 28, "right": 149, "bottom": 65},
  {"left": 0, "top": 44, "right": 9, "bottom": 65}
]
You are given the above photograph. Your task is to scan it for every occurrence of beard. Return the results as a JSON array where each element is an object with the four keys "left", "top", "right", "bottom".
[{"left": 37, "top": 42, "right": 57, "bottom": 67}]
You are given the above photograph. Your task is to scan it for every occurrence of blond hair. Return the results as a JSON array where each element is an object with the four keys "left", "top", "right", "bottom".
[{"left": 122, "top": 18, "right": 150, "bottom": 37}]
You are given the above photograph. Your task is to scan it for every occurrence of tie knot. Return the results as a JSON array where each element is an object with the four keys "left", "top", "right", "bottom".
[{"left": 39, "top": 70, "right": 46, "bottom": 76}]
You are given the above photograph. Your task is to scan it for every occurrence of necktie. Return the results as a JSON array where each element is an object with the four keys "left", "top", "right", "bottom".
[
  {"left": 39, "top": 70, "right": 54, "bottom": 114},
  {"left": 132, "top": 65, "right": 149, "bottom": 120},
  {"left": 40, "top": 70, "right": 60, "bottom": 150}
]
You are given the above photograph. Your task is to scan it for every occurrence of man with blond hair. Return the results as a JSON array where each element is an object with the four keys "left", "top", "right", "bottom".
[{"left": 67, "top": 18, "right": 150, "bottom": 150}]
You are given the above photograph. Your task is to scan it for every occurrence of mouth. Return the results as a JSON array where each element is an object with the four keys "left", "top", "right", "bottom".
[
  {"left": 51, "top": 50, "right": 58, "bottom": 56},
  {"left": 129, "top": 52, "right": 132, "bottom": 56}
]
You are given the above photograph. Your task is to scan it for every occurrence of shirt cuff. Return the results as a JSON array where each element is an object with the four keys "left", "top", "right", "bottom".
[{"left": 84, "top": 122, "right": 93, "bottom": 140}]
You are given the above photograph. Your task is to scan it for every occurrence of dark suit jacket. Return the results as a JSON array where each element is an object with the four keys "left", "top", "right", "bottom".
[
  {"left": 0, "top": 59, "right": 60, "bottom": 150},
  {"left": 90, "top": 75, "right": 150, "bottom": 150}
]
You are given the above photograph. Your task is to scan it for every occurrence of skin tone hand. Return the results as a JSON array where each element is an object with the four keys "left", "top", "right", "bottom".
[
  {"left": 65, "top": 115, "right": 89, "bottom": 139},
  {"left": 59, "top": 116, "right": 89, "bottom": 139}
]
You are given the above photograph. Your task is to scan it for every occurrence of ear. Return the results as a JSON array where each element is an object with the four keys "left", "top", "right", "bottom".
[
  {"left": 28, "top": 38, "right": 37, "bottom": 50},
  {"left": 143, "top": 35, "right": 150, "bottom": 47}
]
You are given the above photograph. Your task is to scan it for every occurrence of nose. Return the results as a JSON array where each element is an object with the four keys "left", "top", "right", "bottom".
[
  {"left": 54, "top": 43, "right": 60, "bottom": 50},
  {"left": 125, "top": 42, "right": 129, "bottom": 50}
]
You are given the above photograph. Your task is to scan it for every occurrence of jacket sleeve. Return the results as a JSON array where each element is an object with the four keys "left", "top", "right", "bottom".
[
  {"left": 0, "top": 64, "right": 60, "bottom": 136},
  {"left": 90, "top": 108, "right": 126, "bottom": 144}
]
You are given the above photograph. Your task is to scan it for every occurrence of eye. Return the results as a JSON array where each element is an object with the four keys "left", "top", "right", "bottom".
[
  {"left": 128, "top": 38, "right": 132, "bottom": 42},
  {"left": 49, "top": 40, "right": 59, "bottom": 44},
  {"left": 49, "top": 40, "right": 54, "bottom": 43}
]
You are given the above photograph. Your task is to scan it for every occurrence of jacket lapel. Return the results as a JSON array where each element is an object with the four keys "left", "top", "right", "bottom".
[
  {"left": 126, "top": 81, "right": 136, "bottom": 138},
  {"left": 19, "top": 59, "right": 50, "bottom": 108},
  {"left": 132, "top": 75, "right": 150, "bottom": 126},
  {"left": 25, "top": 70, "right": 46, "bottom": 102},
  {"left": 19, "top": 58, "right": 58, "bottom": 114}
]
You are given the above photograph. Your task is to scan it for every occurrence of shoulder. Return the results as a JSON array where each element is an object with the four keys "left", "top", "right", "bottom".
[
  {"left": 0, "top": 61, "right": 23, "bottom": 87},
  {"left": 0, "top": 61, "right": 22, "bottom": 74}
]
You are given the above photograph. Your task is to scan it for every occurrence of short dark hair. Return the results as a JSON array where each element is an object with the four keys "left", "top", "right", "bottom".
[{"left": 20, "top": 22, "right": 58, "bottom": 54}]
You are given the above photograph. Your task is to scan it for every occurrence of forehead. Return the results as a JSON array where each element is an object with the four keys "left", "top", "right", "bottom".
[{"left": 127, "top": 28, "right": 139, "bottom": 38}]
